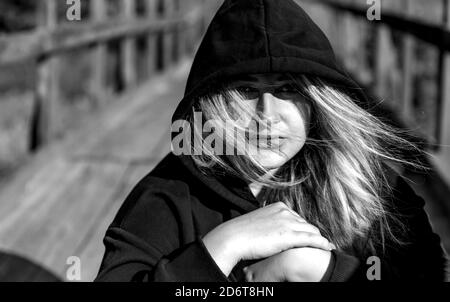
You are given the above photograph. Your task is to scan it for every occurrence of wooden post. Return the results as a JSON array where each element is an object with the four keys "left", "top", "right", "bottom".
[
  {"left": 198, "top": 0, "right": 209, "bottom": 40},
  {"left": 432, "top": 0, "right": 450, "bottom": 184},
  {"left": 436, "top": 0, "right": 450, "bottom": 149},
  {"left": 400, "top": 0, "right": 415, "bottom": 123},
  {"left": 146, "top": 0, "right": 158, "bottom": 76},
  {"left": 345, "top": 0, "right": 360, "bottom": 75},
  {"left": 90, "top": 0, "right": 107, "bottom": 107},
  {"left": 327, "top": 5, "right": 343, "bottom": 61},
  {"left": 340, "top": 7, "right": 358, "bottom": 73},
  {"left": 161, "top": 0, "right": 175, "bottom": 70},
  {"left": 190, "top": 0, "right": 210, "bottom": 55},
  {"left": 374, "top": 24, "right": 386, "bottom": 97},
  {"left": 31, "top": 0, "right": 59, "bottom": 150},
  {"left": 121, "top": 0, "right": 137, "bottom": 88},
  {"left": 184, "top": 0, "right": 198, "bottom": 56},
  {"left": 175, "top": 0, "right": 186, "bottom": 62}
]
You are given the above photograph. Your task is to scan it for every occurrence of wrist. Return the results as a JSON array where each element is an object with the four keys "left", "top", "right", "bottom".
[
  {"left": 283, "top": 248, "right": 332, "bottom": 282},
  {"left": 202, "top": 231, "right": 240, "bottom": 276},
  {"left": 304, "top": 249, "right": 332, "bottom": 282}
]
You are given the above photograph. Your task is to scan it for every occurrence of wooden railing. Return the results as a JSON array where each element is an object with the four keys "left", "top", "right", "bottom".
[
  {"left": 0, "top": 0, "right": 216, "bottom": 153},
  {"left": 299, "top": 0, "right": 450, "bottom": 183}
]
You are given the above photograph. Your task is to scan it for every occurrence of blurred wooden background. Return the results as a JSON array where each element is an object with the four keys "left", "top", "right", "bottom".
[{"left": 300, "top": 0, "right": 450, "bottom": 181}]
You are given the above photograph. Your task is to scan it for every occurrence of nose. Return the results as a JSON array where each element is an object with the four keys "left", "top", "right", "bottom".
[{"left": 257, "top": 92, "right": 280, "bottom": 123}]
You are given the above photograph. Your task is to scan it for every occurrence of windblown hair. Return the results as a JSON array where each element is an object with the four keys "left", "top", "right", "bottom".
[{"left": 185, "top": 74, "right": 428, "bottom": 252}]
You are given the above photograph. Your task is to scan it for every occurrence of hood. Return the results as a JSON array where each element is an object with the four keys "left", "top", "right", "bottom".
[
  {"left": 172, "top": 0, "right": 368, "bottom": 122},
  {"left": 172, "top": 0, "right": 368, "bottom": 212}
]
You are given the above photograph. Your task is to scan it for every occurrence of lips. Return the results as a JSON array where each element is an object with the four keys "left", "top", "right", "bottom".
[
  {"left": 247, "top": 133, "right": 287, "bottom": 140},
  {"left": 247, "top": 136, "right": 286, "bottom": 150}
]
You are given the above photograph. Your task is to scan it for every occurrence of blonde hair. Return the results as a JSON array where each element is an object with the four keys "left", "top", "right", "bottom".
[{"left": 185, "top": 74, "right": 428, "bottom": 252}]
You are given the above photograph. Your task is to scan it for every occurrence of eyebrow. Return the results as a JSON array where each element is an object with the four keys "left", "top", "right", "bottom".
[
  {"left": 232, "top": 75, "right": 260, "bottom": 82},
  {"left": 232, "top": 74, "right": 291, "bottom": 83}
]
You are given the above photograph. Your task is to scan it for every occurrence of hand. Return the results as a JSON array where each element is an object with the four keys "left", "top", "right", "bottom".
[
  {"left": 202, "top": 202, "right": 333, "bottom": 276},
  {"left": 243, "top": 247, "right": 332, "bottom": 282}
]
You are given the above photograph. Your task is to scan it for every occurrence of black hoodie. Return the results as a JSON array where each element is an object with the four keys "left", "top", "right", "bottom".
[{"left": 95, "top": 0, "right": 447, "bottom": 282}]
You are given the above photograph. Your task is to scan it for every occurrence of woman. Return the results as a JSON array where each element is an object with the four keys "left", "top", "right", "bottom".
[{"left": 95, "top": 0, "right": 447, "bottom": 281}]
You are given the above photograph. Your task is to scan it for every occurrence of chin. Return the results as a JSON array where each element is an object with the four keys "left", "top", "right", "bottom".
[
  {"left": 248, "top": 141, "right": 304, "bottom": 170},
  {"left": 252, "top": 150, "right": 290, "bottom": 170}
]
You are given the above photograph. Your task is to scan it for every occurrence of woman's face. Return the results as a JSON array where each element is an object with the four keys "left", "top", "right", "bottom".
[{"left": 228, "top": 73, "right": 312, "bottom": 170}]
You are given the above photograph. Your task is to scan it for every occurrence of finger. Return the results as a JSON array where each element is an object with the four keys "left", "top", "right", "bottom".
[
  {"left": 288, "top": 220, "right": 321, "bottom": 235},
  {"left": 244, "top": 264, "right": 277, "bottom": 282},
  {"left": 243, "top": 266, "right": 255, "bottom": 282},
  {"left": 289, "top": 231, "right": 333, "bottom": 251},
  {"left": 268, "top": 201, "right": 286, "bottom": 209},
  {"left": 285, "top": 212, "right": 307, "bottom": 224},
  {"left": 272, "top": 202, "right": 306, "bottom": 221},
  {"left": 285, "top": 207, "right": 305, "bottom": 220}
]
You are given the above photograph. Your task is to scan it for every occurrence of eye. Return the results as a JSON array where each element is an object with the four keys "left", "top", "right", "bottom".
[
  {"left": 235, "top": 86, "right": 259, "bottom": 99},
  {"left": 276, "top": 85, "right": 297, "bottom": 94}
]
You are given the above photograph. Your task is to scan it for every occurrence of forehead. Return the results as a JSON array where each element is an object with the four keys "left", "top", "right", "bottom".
[{"left": 231, "top": 73, "right": 291, "bottom": 84}]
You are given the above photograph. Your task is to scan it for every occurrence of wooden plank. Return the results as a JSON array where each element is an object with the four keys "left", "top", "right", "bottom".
[
  {"left": 40, "top": 161, "right": 128, "bottom": 278},
  {"left": 0, "top": 159, "right": 78, "bottom": 231},
  {"left": 0, "top": 160, "right": 127, "bottom": 279},
  {"left": 80, "top": 80, "right": 179, "bottom": 160},
  {"left": 0, "top": 158, "right": 85, "bottom": 270}
]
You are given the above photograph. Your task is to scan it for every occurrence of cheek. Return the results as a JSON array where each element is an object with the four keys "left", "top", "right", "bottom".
[
  {"left": 282, "top": 103, "right": 311, "bottom": 138},
  {"left": 230, "top": 100, "right": 258, "bottom": 125}
]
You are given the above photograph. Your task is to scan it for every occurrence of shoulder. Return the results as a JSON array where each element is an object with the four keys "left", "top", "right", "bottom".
[
  {"left": 377, "top": 164, "right": 447, "bottom": 280},
  {"left": 370, "top": 163, "right": 429, "bottom": 248},
  {"left": 108, "top": 153, "right": 194, "bottom": 244},
  {"left": 380, "top": 163, "right": 440, "bottom": 246},
  {"left": 381, "top": 163, "right": 425, "bottom": 212}
]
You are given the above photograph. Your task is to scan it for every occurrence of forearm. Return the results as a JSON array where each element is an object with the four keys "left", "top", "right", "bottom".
[{"left": 96, "top": 228, "right": 231, "bottom": 282}]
